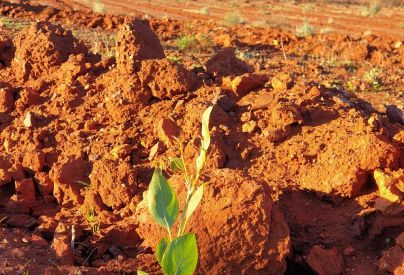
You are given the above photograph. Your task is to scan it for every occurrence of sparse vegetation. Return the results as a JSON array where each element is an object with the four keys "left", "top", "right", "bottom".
[
  {"left": 92, "top": 0, "right": 106, "bottom": 14},
  {"left": 175, "top": 33, "right": 213, "bottom": 53},
  {"left": 364, "top": 68, "right": 382, "bottom": 90},
  {"left": 167, "top": 55, "right": 182, "bottom": 64},
  {"left": 176, "top": 35, "right": 197, "bottom": 51},
  {"left": 0, "top": 16, "right": 30, "bottom": 33},
  {"left": 200, "top": 6, "right": 210, "bottom": 15},
  {"left": 361, "top": 0, "right": 381, "bottom": 17},
  {"left": 139, "top": 106, "right": 213, "bottom": 275},
  {"left": 295, "top": 19, "right": 314, "bottom": 38},
  {"left": 223, "top": 10, "right": 244, "bottom": 26},
  {"left": 346, "top": 80, "right": 357, "bottom": 93}
]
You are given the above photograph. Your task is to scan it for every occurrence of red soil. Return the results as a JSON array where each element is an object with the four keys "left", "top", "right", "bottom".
[{"left": 0, "top": 0, "right": 403, "bottom": 274}]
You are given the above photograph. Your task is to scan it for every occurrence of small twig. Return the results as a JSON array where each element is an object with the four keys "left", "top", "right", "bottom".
[
  {"left": 47, "top": 259, "right": 58, "bottom": 267},
  {"left": 22, "top": 259, "right": 32, "bottom": 269},
  {"left": 82, "top": 247, "right": 98, "bottom": 267},
  {"left": 280, "top": 35, "right": 287, "bottom": 61},
  {"left": 71, "top": 225, "right": 75, "bottom": 249}
]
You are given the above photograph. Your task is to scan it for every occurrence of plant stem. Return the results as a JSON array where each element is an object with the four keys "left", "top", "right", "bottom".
[
  {"left": 179, "top": 141, "right": 191, "bottom": 183},
  {"left": 177, "top": 188, "right": 193, "bottom": 237}
]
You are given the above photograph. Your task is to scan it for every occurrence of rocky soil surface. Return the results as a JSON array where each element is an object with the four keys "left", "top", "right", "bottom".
[{"left": 0, "top": 1, "right": 403, "bottom": 274}]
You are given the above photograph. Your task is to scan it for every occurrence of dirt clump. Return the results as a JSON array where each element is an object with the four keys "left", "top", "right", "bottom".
[
  {"left": 138, "top": 59, "right": 196, "bottom": 99},
  {"left": 136, "top": 170, "right": 291, "bottom": 274},
  {"left": 89, "top": 159, "right": 137, "bottom": 212},
  {"left": 49, "top": 158, "right": 92, "bottom": 205},
  {"left": 0, "top": 82, "right": 14, "bottom": 113},
  {"left": 11, "top": 22, "right": 87, "bottom": 81},
  {"left": 206, "top": 47, "right": 253, "bottom": 78},
  {"left": 223, "top": 73, "right": 269, "bottom": 98},
  {"left": 374, "top": 169, "right": 404, "bottom": 203},
  {"left": 116, "top": 18, "right": 165, "bottom": 73},
  {"left": 305, "top": 246, "right": 344, "bottom": 275},
  {"left": 379, "top": 232, "right": 404, "bottom": 274}
]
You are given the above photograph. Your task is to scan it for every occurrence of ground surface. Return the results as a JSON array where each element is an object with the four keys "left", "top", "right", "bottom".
[{"left": 0, "top": 0, "right": 403, "bottom": 274}]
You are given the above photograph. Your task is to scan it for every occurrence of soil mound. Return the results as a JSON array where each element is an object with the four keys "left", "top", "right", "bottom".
[
  {"left": 11, "top": 22, "right": 87, "bottom": 81},
  {"left": 136, "top": 170, "right": 291, "bottom": 274},
  {"left": 116, "top": 18, "right": 165, "bottom": 73}
]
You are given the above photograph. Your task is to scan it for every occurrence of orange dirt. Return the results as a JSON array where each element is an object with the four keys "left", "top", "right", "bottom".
[{"left": 0, "top": 0, "right": 403, "bottom": 274}]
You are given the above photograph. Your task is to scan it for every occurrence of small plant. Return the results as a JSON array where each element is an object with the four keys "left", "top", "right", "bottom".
[
  {"left": 361, "top": 0, "right": 381, "bottom": 17},
  {"left": 343, "top": 60, "right": 357, "bottom": 73},
  {"left": 139, "top": 106, "right": 213, "bottom": 275},
  {"left": 200, "top": 6, "right": 210, "bottom": 15},
  {"left": 399, "top": 22, "right": 404, "bottom": 29},
  {"left": 167, "top": 55, "right": 182, "bottom": 64},
  {"left": 295, "top": 19, "right": 314, "bottom": 38},
  {"left": 364, "top": 68, "right": 382, "bottom": 90},
  {"left": 223, "top": 10, "right": 243, "bottom": 26},
  {"left": 176, "top": 35, "right": 197, "bottom": 51},
  {"left": 92, "top": 0, "right": 105, "bottom": 14},
  {"left": 346, "top": 81, "right": 357, "bottom": 93},
  {"left": 85, "top": 206, "right": 100, "bottom": 233}
]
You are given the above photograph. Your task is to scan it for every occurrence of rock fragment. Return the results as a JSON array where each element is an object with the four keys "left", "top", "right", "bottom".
[
  {"left": 136, "top": 170, "right": 291, "bottom": 274},
  {"left": 374, "top": 169, "right": 403, "bottom": 203},
  {"left": 138, "top": 59, "right": 196, "bottom": 99},
  {"left": 116, "top": 18, "right": 165, "bottom": 72},
  {"left": 206, "top": 47, "right": 253, "bottom": 78},
  {"left": 230, "top": 73, "right": 268, "bottom": 97},
  {"left": 305, "top": 246, "right": 344, "bottom": 275}
]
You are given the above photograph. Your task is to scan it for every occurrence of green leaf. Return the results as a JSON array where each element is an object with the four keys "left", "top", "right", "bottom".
[
  {"left": 156, "top": 237, "right": 169, "bottom": 264},
  {"left": 185, "top": 185, "right": 204, "bottom": 223},
  {"left": 147, "top": 168, "right": 179, "bottom": 230},
  {"left": 161, "top": 233, "right": 198, "bottom": 275},
  {"left": 137, "top": 271, "right": 149, "bottom": 275},
  {"left": 201, "top": 106, "right": 213, "bottom": 150},
  {"left": 169, "top": 157, "right": 185, "bottom": 172}
]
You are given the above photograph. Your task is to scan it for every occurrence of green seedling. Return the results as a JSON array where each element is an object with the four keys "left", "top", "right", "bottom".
[
  {"left": 140, "top": 106, "right": 213, "bottom": 275},
  {"left": 296, "top": 19, "right": 314, "bottom": 38},
  {"left": 85, "top": 206, "right": 100, "bottom": 233},
  {"left": 176, "top": 35, "right": 197, "bottom": 51},
  {"left": 364, "top": 68, "right": 382, "bottom": 91}
]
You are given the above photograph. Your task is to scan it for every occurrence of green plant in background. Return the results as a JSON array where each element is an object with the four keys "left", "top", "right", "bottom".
[
  {"left": 92, "top": 0, "right": 105, "bottom": 14},
  {"left": 200, "top": 6, "right": 210, "bottom": 15},
  {"left": 346, "top": 81, "right": 357, "bottom": 93},
  {"left": 139, "top": 106, "right": 213, "bottom": 275},
  {"left": 223, "top": 10, "right": 243, "bottom": 26},
  {"left": 361, "top": 0, "right": 381, "bottom": 17},
  {"left": 295, "top": 19, "right": 314, "bottom": 38},
  {"left": 167, "top": 55, "right": 182, "bottom": 64},
  {"left": 364, "top": 68, "right": 382, "bottom": 90},
  {"left": 176, "top": 35, "right": 197, "bottom": 51}
]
